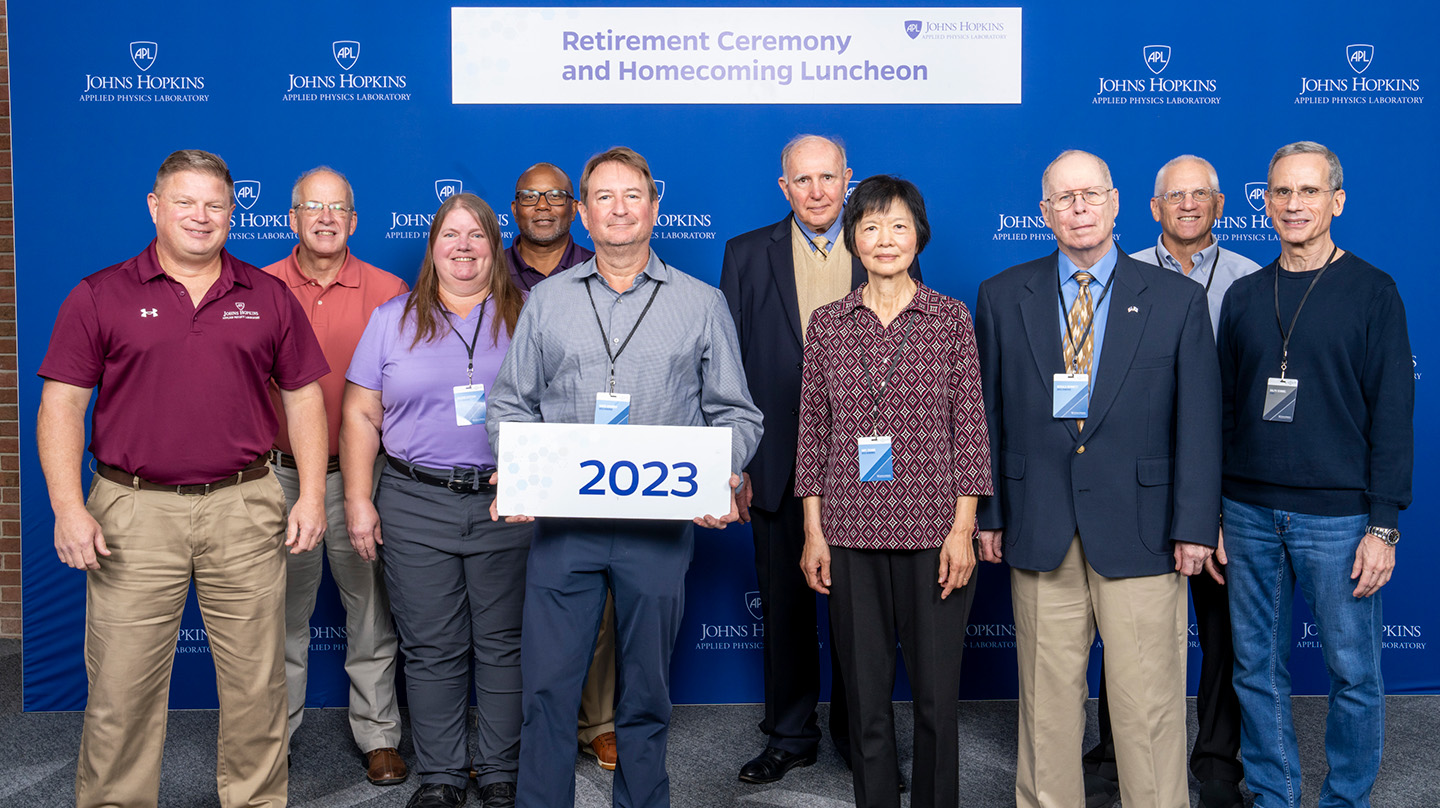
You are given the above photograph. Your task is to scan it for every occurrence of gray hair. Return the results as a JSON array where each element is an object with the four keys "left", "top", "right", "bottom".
[
  {"left": 290, "top": 166, "right": 355, "bottom": 210},
  {"left": 516, "top": 162, "right": 575, "bottom": 194},
  {"left": 153, "top": 149, "right": 233, "bottom": 198},
  {"left": 1154, "top": 155, "right": 1220, "bottom": 197},
  {"left": 780, "top": 134, "right": 847, "bottom": 179},
  {"left": 1041, "top": 150, "right": 1112, "bottom": 198},
  {"left": 1268, "top": 141, "right": 1343, "bottom": 190}
]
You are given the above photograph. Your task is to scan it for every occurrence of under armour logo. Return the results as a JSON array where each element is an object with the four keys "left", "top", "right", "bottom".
[{"left": 140, "top": 308, "right": 159, "bottom": 317}]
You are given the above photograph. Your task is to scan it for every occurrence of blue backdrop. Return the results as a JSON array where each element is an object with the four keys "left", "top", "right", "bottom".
[{"left": 15, "top": 1, "right": 1438, "bottom": 711}]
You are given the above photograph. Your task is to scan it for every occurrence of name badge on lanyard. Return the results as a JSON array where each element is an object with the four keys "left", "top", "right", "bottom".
[
  {"left": 453, "top": 384, "right": 486, "bottom": 426},
  {"left": 857, "top": 436, "right": 894, "bottom": 482},
  {"left": 1262, "top": 377, "right": 1298, "bottom": 422},
  {"left": 1052, "top": 373, "right": 1090, "bottom": 419},
  {"left": 1265, "top": 245, "right": 1336, "bottom": 424},
  {"left": 595, "top": 393, "right": 631, "bottom": 425}
]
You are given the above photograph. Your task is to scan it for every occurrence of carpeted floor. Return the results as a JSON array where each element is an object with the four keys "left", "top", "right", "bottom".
[{"left": 1, "top": 639, "right": 1435, "bottom": 806}]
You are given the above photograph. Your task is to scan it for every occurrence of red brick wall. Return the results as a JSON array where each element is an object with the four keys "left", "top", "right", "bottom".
[{"left": 0, "top": 3, "right": 20, "bottom": 639}]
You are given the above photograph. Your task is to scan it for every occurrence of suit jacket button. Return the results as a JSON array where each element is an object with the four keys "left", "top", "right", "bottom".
[
  {"left": 791, "top": 408, "right": 799, "bottom": 416},
  {"left": 1076, "top": 446, "right": 1086, "bottom": 454},
  {"left": 796, "top": 362, "right": 803, "bottom": 370}
]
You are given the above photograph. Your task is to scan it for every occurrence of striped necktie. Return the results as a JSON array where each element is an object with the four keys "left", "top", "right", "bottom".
[{"left": 1064, "top": 271, "right": 1094, "bottom": 430}]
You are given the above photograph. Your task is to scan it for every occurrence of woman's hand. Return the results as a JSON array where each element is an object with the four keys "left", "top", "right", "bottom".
[
  {"left": 346, "top": 497, "right": 384, "bottom": 562},
  {"left": 800, "top": 534, "right": 832, "bottom": 595},
  {"left": 937, "top": 528, "right": 977, "bottom": 600}
]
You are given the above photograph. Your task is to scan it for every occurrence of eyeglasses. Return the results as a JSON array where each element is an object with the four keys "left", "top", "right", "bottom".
[
  {"left": 1267, "top": 186, "right": 1338, "bottom": 203},
  {"left": 1046, "top": 187, "right": 1111, "bottom": 211},
  {"left": 293, "top": 201, "right": 353, "bottom": 215},
  {"left": 515, "top": 189, "right": 572, "bottom": 206},
  {"left": 1157, "top": 188, "right": 1216, "bottom": 205}
]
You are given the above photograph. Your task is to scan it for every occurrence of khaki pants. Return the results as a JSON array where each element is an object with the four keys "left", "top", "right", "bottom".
[
  {"left": 577, "top": 592, "right": 617, "bottom": 745},
  {"left": 1012, "top": 537, "right": 1188, "bottom": 808},
  {"left": 76, "top": 472, "right": 289, "bottom": 808}
]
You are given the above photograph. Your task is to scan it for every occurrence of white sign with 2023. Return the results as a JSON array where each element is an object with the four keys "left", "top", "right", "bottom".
[
  {"left": 452, "top": 7, "right": 1021, "bottom": 105},
  {"left": 496, "top": 422, "right": 733, "bottom": 520}
]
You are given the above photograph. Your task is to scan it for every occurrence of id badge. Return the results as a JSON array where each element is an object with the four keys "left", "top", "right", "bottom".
[
  {"left": 594, "top": 392, "right": 631, "bottom": 425},
  {"left": 453, "top": 384, "right": 486, "bottom": 426},
  {"left": 1262, "top": 377, "right": 1298, "bottom": 423},
  {"left": 857, "top": 436, "right": 894, "bottom": 482},
  {"left": 1052, "top": 373, "right": 1090, "bottom": 419}
]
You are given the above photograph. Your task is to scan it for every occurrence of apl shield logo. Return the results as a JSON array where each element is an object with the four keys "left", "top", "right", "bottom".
[
  {"left": 130, "top": 41, "right": 157, "bottom": 72},
  {"left": 435, "top": 179, "right": 462, "bottom": 203},
  {"left": 1347, "top": 44, "right": 1374, "bottom": 74},
  {"left": 654, "top": 179, "right": 666, "bottom": 202},
  {"left": 236, "top": 302, "right": 245, "bottom": 312},
  {"left": 1143, "top": 45, "right": 1171, "bottom": 75},
  {"left": 745, "top": 591, "right": 763, "bottom": 621},
  {"left": 233, "top": 180, "right": 261, "bottom": 210},
  {"left": 1245, "top": 182, "right": 1268, "bottom": 212},
  {"left": 333, "top": 41, "right": 360, "bottom": 71},
  {"left": 904, "top": 20, "right": 922, "bottom": 40}
]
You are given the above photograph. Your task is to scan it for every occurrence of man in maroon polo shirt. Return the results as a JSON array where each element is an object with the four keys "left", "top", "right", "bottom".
[
  {"left": 506, "top": 161, "right": 618, "bottom": 772},
  {"left": 36, "top": 149, "right": 330, "bottom": 808},
  {"left": 262, "top": 166, "right": 410, "bottom": 786}
]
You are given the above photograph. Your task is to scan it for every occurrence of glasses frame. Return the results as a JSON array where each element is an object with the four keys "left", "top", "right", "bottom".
[
  {"left": 292, "top": 201, "right": 353, "bottom": 216},
  {"left": 1156, "top": 188, "right": 1216, "bottom": 206},
  {"left": 1045, "top": 187, "right": 1112, "bottom": 211},
  {"left": 1266, "top": 186, "right": 1338, "bottom": 203},
  {"left": 515, "top": 189, "right": 573, "bottom": 207}
]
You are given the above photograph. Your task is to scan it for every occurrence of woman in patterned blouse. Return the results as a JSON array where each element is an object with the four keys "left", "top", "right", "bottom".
[{"left": 795, "top": 175, "right": 993, "bottom": 808}]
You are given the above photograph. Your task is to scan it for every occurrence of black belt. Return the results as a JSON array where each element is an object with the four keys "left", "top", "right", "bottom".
[
  {"left": 270, "top": 449, "right": 342, "bottom": 474},
  {"left": 386, "top": 456, "right": 495, "bottom": 494},
  {"left": 96, "top": 456, "right": 270, "bottom": 495}
]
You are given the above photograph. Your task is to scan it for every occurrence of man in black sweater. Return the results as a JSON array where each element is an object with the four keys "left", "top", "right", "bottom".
[{"left": 1216, "top": 141, "right": 1413, "bottom": 808}]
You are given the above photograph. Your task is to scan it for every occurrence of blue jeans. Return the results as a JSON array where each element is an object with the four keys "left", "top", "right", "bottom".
[{"left": 1222, "top": 498, "right": 1383, "bottom": 808}]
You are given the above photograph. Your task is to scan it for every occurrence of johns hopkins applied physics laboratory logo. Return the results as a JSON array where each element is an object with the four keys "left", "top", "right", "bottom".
[
  {"left": 81, "top": 40, "right": 208, "bottom": 103},
  {"left": 901, "top": 17, "right": 1010, "bottom": 41},
  {"left": 695, "top": 589, "right": 765, "bottom": 651},
  {"left": 389, "top": 179, "right": 511, "bottom": 240},
  {"left": 227, "top": 179, "right": 294, "bottom": 242},
  {"left": 1094, "top": 44, "right": 1219, "bottom": 105},
  {"left": 284, "top": 39, "right": 411, "bottom": 102},
  {"left": 1296, "top": 44, "right": 1422, "bottom": 105},
  {"left": 651, "top": 178, "right": 715, "bottom": 241},
  {"left": 1208, "top": 181, "right": 1278, "bottom": 245}
]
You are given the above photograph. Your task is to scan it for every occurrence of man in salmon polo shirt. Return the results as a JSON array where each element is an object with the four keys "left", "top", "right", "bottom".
[{"left": 262, "top": 166, "right": 411, "bottom": 786}]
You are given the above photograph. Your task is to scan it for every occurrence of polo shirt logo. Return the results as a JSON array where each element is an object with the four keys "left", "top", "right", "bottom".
[
  {"left": 222, "top": 302, "right": 261, "bottom": 321},
  {"left": 140, "top": 308, "right": 159, "bottom": 317}
]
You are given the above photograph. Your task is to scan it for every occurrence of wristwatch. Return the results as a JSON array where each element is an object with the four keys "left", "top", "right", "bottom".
[{"left": 1367, "top": 526, "right": 1400, "bottom": 546}]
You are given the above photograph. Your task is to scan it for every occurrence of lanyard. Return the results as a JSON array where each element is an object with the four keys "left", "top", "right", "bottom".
[
  {"left": 1272, "top": 245, "right": 1338, "bottom": 379},
  {"left": 441, "top": 300, "right": 486, "bottom": 385},
  {"left": 1156, "top": 244, "right": 1219, "bottom": 293},
  {"left": 852, "top": 307, "right": 913, "bottom": 438},
  {"left": 1056, "top": 270, "right": 1114, "bottom": 374},
  {"left": 585, "top": 272, "right": 663, "bottom": 394}
]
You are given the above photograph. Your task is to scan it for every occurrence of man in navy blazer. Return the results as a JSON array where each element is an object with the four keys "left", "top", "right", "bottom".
[
  {"left": 719, "top": 135, "right": 921, "bottom": 785},
  {"left": 974, "top": 150, "right": 1220, "bottom": 808}
]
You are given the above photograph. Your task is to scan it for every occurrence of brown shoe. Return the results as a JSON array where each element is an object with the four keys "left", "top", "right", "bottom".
[
  {"left": 581, "top": 732, "right": 617, "bottom": 771},
  {"left": 366, "top": 747, "right": 408, "bottom": 786}
]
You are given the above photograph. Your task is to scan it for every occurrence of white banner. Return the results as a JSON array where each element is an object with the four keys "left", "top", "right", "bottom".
[
  {"left": 495, "top": 422, "right": 733, "bottom": 519},
  {"left": 452, "top": 6, "right": 1021, "bottom": 104}
]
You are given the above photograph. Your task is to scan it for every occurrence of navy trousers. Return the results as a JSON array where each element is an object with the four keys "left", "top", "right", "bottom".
[{"left": 516, "top": 518, "right": 694, "bottom": 808}]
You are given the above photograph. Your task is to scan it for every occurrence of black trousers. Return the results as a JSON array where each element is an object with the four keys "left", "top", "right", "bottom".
[
  {"left": 1083, "top": 571, "right": 1243, "bottom": 784},
  {"left": 751, "top": 488, "right": 849, "bottom": 757},
  {"left": 829, "top": 545, "right": 976, "bottom": 808}
]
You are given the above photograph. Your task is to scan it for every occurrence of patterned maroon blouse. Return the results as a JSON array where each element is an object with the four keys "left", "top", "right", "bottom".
[{"left": 795, "top": 283, "right": 993, "bottom": 550}]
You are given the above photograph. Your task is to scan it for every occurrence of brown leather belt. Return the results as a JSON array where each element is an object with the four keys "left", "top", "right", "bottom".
[
  {"left": 269, "top": 449, "right": 342, "bottom": 474},
  {"left": 95, "top": 456, "right": 270, "bottom": 495}
]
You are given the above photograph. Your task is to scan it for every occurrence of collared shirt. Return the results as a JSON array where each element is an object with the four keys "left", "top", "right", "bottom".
[
  {"left": 795, "top": 283, "right": 992, "bottom": 550},
  {"left": 487, "top": 250, "right": 763, "bottom": 475},
  {"left": 505, "top": 236, "right": 595, "bottom": 292},
  {"left": 261, "top": 247, "right": 409, "bottom": 454},
  {"left": 1136, "top": 236, "right": 1261, "bottom": 336},
  {"left": 798, "top": 214, "right": 845, "bottom": 254},
  {"left": 1056, "top": 246, "right": 1119, "bottom": 378},
  {"left": 38, "top": 241, "right": 329, "bottom": 485},
  {"left": 348, "top": 295, "right": 510, "bottom": 469}
]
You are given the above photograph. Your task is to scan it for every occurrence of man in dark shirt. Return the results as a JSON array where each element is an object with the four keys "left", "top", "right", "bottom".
[
  {"left": 506, "top": 162, "right": 594, "bottom": 292},
  {"left": 1216, "top": 141, "right": 1413, "bottom": 808},
  {"left": 37, "top": 149, "right": 330, "bottom": 808}
]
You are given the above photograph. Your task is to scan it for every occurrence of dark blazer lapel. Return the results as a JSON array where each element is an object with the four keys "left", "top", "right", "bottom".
[
  {"left": 1019, "top": 254, "right": 1079, "bottom": 442},
  {"left": 767, "top": 216, "right": 804, "bottom": 346},
  {"left": 1082, "top": 254, "right": 1148, "bottom": 438}
]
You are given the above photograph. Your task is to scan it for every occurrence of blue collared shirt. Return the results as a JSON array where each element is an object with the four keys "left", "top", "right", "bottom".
[
  {"left": 487, "top": 249, "right": 764, "bottom": 474},
  {"left": 1056, "top": 246, "right": 1118, "bottom": 379},
  {"left": 800, "top": 214, "right": 845, "bottom": 253},
  {"left": 1135, "top": 236, "right": 1261, "bottom": 336}
]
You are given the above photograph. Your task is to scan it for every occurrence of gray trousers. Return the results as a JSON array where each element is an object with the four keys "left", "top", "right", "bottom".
[
  {"left": 275, "top": 460, "right": 402, "bottom": 752},
  {"left": 376, "top": 467, "right": 532, "bottom": 788}
]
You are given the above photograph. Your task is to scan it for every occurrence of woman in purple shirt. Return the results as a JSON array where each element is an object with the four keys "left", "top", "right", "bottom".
[
  {"left": 341, "top": 193, "right": 527, "bottom": 808},
  {"left": 795, "top": 176, "right": 993, "bottom": 808}
]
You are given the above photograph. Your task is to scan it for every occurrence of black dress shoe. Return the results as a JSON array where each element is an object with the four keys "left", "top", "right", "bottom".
[
  {"left": 738, "top": 747, "right": 818, "bottom": 784},
  {"left": 1083, "top": 772, "right": 1120, "bottom": 808},
  {"left": 1198, "top": 779, "right": 1244, "bottom": 808},
  {"left": 406, "top": 783, "right": 467, "bottom": 808},
  {"left": 479, "top": 781, "right": 516, "bottom": 808}
]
